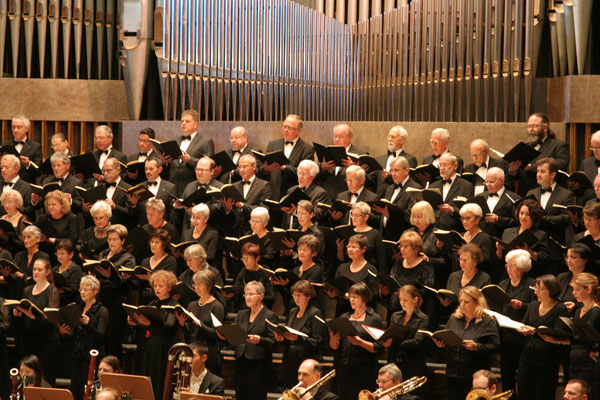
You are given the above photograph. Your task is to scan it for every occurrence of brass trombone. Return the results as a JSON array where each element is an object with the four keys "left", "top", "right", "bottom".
[
  {"left": 280, "top": 369, "right": 336, "bottom": 400},
  {"left": 465, "top": 389, "right": 513, "bottom": 400},
  {"left": 358, "top": 376, "right": 427, "bottom": 400}
]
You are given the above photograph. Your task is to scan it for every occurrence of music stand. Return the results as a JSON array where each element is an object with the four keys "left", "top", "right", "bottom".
[
  {"left": 23, "top": 387, "right": 74, "bottom": 400},
  {"left": 180, "top": 393, "right": 225, "bottom": 400},
  {"left": 100, "top": 373, "right": 154, "bottom": 400}
]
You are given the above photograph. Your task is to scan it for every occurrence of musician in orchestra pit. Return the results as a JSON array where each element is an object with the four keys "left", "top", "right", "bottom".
[
  {"left": 174, "top": 341, "right": 225, "bottom": 396},
  {"left": 471, "top": 369, "right": 497, "bottom": 396},
  {"left": 375, "top": 363, "right": 421, "bottom": 400},
  {"left": 19, "top": 354, "right": 51, "bottom": 388},
  {"left": 95, "top": 388, "right": 120, "bottom": 400},
  {"left": 564, "top": 379, "right": 592, "bottom": 400},
  {"left": 296, "top": 359, "right": 338, "bottom": 400}
]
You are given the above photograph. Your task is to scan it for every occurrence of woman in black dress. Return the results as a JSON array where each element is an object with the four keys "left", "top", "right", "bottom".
[
  {"left": 181, "top": 203, "right": 220, "bottom": 267},
  {"left": 517, "top": 274, "right": 569, "bottom": 400},
  {"left": 13, "top": 258, "right": 59, "bottom": 385},
  {"left": 248, "top": 207, "right": 278, "bottom": 269},
  {"left": 326, "top": 234, "right": 378, "bottom": 316},
  {"left": 63, "top": 275, "right": 108, "bottom": 400},
  {"left": 225, "top": 280, "right": 278, "bottom": 400},
  {"left": 0, "top": 189, "right": 28, "bottom": 252},
  {"left": 177, "top": 244, "right": 224, "bottom": 307},
  {"left": 573, "top": 202, "right": 600, "bottom": 275},
  {"left": 433, "top": 286, "right": 499, "bottom": 400},
  {"left": 53, "top": 239, "right": 83, "bottom": 306},
  {"left": 496, "top": 199, "right": 550, "bottom": 278},
  {"left": 37, "top": 190, "right": 81, "bottom": 246},
  {"left": 229, "top": 242, "right": 274, "bottom": 308},
  {"left": 336, "top": 202, "right": 385, "bottom": 272},
  {"left": 569, "top": 272, "right": 600, "bottom": 400},
  {"left": 558, "top": 243, "right": 591, "bottom": 314},
  {"left": 497, "top": 249, "right": 536, "bottom": 394},
  {"left": 275, "top": 280, "right": 327, "bottom": 387},
  {"left": 382, "top": 284, "right": 430, "bottom": 399},
  {"left": 279, "top": 200, "right": 325, "bottom": 263},
  {"left": 329, "top": 282, "right": 384, "bottom": 400},
  {"left": 409, "top": 201, "right": 447, "bottom": 288},
  {"left": 9, "top": 225, "right": 50, "bottom": 299},
  {"left": 127, "top": 270, "right": 178, "bottom": 398},
  {"left": 81, "top": 200, "right": 112, "bottom": 259},
  {"left": 457, "top": 203, "right": 496, "bottom": 279},
  {"left": 176, "top": 269, "right": 224, "bottom": 375},
  {"left": 137, "top": 229, "right": 178, "bottom": 304},
  {"left": 444, "top": 244, "right": 491, "bottom": 314}
]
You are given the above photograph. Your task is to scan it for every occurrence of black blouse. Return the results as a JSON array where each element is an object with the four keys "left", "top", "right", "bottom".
[
  {"left": 284, "top": 305, "right": 327, "bottom": 359},
  {"left": 71, "top": 301, "right": 109, "bottom": 360},
  {"left": 446, "top": 269, "right": 492, "bottom": 296},
  {"left": 386, "top": 309, "right": 429, "bottom": 364},
  {"left": 53, "top": 263, "right": 84, "bottom": 306},
  {"left": 498, "top": 276, "right": 536, "bottom": 343},
  {"left": 520, "top": 301, "right": 569, "bottom": 366},
  {"left": 181, "top": 226, "right": 220, "bottom": 266},
  {"left": 334, "top": 308, "right": 384, "bottom": 365}
]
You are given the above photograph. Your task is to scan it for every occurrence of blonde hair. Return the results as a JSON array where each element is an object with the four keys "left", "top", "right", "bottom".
[{"left": 452, "top": 286, "right": 488, "bottom": 323}]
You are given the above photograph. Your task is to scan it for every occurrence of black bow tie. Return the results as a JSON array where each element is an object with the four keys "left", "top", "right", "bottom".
[
  {"left": 394, "top": 183, "right": 403, "bottom": 189},
  {"left": 56, "top": 178, "right": 64, "bottom": 184},
  {"left": 541, "top": 187, "right": 553, "bottom": 194},
  {"left": 388, "top": 151, "right": 397, "bottom": 157},
  {"left": 432, "top": 154, "right": 441, "bottom": 160},
  {"left": 2, "top": 182, "right": 13, "bottom": 187},
  {"left": 232, "top": 149, "right": 240, "bottom": 155},
  {"left": 443, "top": 179, "right": 452, "bottom": 185},
  {"left": 100, "top": 149, "right": 109, "bottom": 155},
  {"left": 197, "top": 184, "right": 207, "bottom": 189},
  {"left": 14, "top": 141, "right": 24, "bottom": 146},
  {"left": 479, "top": 163, "right": 487, "bottom": 169},
  {"left": 488, "top": 192, "right": 498, "bottom": 197},
  {"left": 242, "top": 180, "right": 252, "bottom": 185},
  {"left": 148, "top": 181, "right": 158, "bottom": 186},
  {"left": 106, "top": 181, "right": 117, "bottom": 187},
  {"left": 139, "top": 152, "right": 148, "bottom": 157},
  {"left": 285, "top": 141, "right": 294, "bottom": 146},
  {"left": 181, "top": 135, "right": 191, "bottom": 141},
  {"left": 350, "top": 192, "right": 359, "bottom": 197},
  {"left": 595, "top": 159, "right": 600, "bottom": 167}
]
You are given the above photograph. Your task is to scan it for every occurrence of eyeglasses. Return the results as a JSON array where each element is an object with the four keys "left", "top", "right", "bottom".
[
  {"left": 460, "top": 216, "right": 476, "bottom": 221},
  {"left": 243, "top": 293, "right": 259, "bottom": 298},
  {"left": 282, "top": 125, "right": 299, "bottom": 131},
  {"left": 527, "top": 124, "right": 542, "bottom": 129},
  {"left": 483, "top": 179, "right": 500, "bottom": 185},
  {"left": 534, "top": 286, "right": 547, "bottom": 292},
  {"left": 79, "top": 288, "right": 94, "bottom": 292}
]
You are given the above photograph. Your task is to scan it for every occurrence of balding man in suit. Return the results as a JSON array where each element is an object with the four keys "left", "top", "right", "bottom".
[{"left": 2, "top": 115, "right": 43, "bottom": 184}]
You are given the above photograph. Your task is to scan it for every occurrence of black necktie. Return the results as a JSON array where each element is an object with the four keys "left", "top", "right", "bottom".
[
  {"left": 242, "top": 180, "right": 251, "bottom": 185},
  {"left": 2, "top": 182, "right": 13, "bottom": 187},
  {"left": 285, "top": 141, "right": 294, "bottom": 146},
  {"left": 56, "top": 178, "right": 64, "bottom": 184},
  {"left": 148, "top": 181, "right": 158, "bottom": 186},
  {"left": 488, "top": 192, "right": 498, "bottom": 197},
  {"left": 181, "top": 135, "right": 191, "bottom": 141},
  {"left": 541, "top": 187, "right": 552, "bottom": 194},
  {"left": 15, "top": 141, "right": 24, "bottom": 146},
  {"left": 443, "top": 179, "right": 452, "bottom": 185},
  {"left": 350, "top": 192, "right": 358, "bottom": 197},
  {"left": 106, "top": 181, "right": 117, "bottom": 187}
]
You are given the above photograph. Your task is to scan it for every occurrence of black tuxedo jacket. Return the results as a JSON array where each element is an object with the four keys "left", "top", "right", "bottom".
[
  {"left": 463, "top": 156, "right": 514, "bottom": 191},
  {"left": 280, "top": 182, "right": 331, "bottom": 229},
  {"left": 430, "top": 176, "right": 474, "bottom": 231},
  {"left": 232, "top": 177, "right": 272, "bottom": 235},
  {"left": 316, "top": 144, "right": 364, "bottom": 199},
  {"left": 91, "top": 148, "right": 127, "bottom": 165},
  {"left": 260, "top": 138, "right": 314, "bottom": 200},
  {"left": 423, "top": 152, "right": 464, "bottom": 172},
  {"left": 380, "top": 177, "right": 422, "bottom": 240},
  {"left": 102, "top": 179, "right": 133, "bottom": 226},
  {"left": 41, "top": 173, "right": 84, "bottom": 212},
  {"left": 515, "top": 137, "right": 570, "bottom": 196},
  {"left": 335, "top": 187, "right": 381, "bottom": 228},
  {"left": 167, "top": 134, "right": 215, "bottom": 195},
  {"left": 526, "top": 184, "right": 574, "bottom": 244},
  {"left": 369, "top": 149, "right": 418, "bottom": 194},
  {"left": 133, "top": 179, "right": 178, "bottom": 225},
  {"left": 476, "top": 189, "right": 520, "bottom": 238},
  {"left": 124, "top": 150, "right": 160, "bottom": 185},
  {"left": 216, "top": 146, "right": 261, "bottom": 184},
  {"left": 577, "top": 157, "right": 599, "bottom": 205},
  {"left": 196, "top": 370, "right": 225, "bottom": 395},
  {"left": 2, "top": 138, "right": 43, "bottom": 183}
]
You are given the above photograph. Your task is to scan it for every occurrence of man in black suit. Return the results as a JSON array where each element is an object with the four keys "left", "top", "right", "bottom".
[
  {"left": 0, "top": 154, "right": 34, "bottom": 220},
  {"left": 163, "top": 109, "right": 215, "bottom": 195},
  {"left": 259, "top": 114, "right": 314, "bottom": 200},
  {"left": 215, "top": 126, "right": 260, "bottom": 184},
  {"left": 297, "top": 359, "right": 339, "bottom": 400},
  {"left": 33, "top": 152, "right": 83, "bottom": 213},
  {"left": 50, "top": 132, "right": 74, "bottom": 156},
  {"left": 332, "top": 165, "right": 380, "bottom": 228},
  {"left": 317, "top": 123, "right": 365, "bottom": 199},
  {"left": 509, "top": 113, "right": 570, "bottom": 196},
  {"left": 225, "top": 154, "right": 271, "bottom": 236},
  {"left": 417, "top": 128, "right": 464, "bottom": 186},
  {"left": 280, "top": 159, "right": 331, "bottom": 229},
  {"left": 476, "top": 167, "right": 519, "bottom": 239},
  {"left": 430, "top": 153, "right": 474, "bottom": 231},
  {"left": 576, "top": 130, "right": 600, "bottom": 204},
  {"left": 370, "top": 125, "right": 418, "bottom": 194},
  {"left": 125, "top": 127, "right": 160, "bottom": 185},
  {"left": 464, "top": 139, "right": 512, "bottom": 195},
  {"left": 88, "top": 125, "right": 127, "bottom": 185},
  {"left": 526, "top": 157, "right": 574, "bottom": 245},
  {"left": 187, "top": 341, "right": 225, "bottom": 396},
  {"left": 129, "top": 158, "right": 177, "bottom": 225},
  {"left": 2, "top": 115, "right": 43, "bottom": 184},
  {"left": 372, "top": 156, "right": 422, "bottom": 241}
]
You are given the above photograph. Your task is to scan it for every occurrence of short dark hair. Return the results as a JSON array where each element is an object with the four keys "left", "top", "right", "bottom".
[
  {"left": 515, "top": 199, "right": 545, "bottom": 224},
  {"left": 348, "top": 281, "right": 371, "bottom": 303},
  {"left": 99, "top": 355, "right": 123, "bottom": 374},
  {"left": 55, "top": 239, "right": 75, "bottom": 253},
  {"left": 530, "top": 113, "right": 555, "bottom": 138},
  {"left": 241, "top": 242, "right": 261, "bottom": 259},
  {"left": 569, "top": 243, "right": 591, "bottom": 260},
  {"left": 297, "top": 234, "right": 320, "bottom": 254},
  {"left": 150, "top": 228, "right": 171, "bottom": 251},
  {"left": 536, "top": 157, "right": 558, "bottom": 174},
  {"left": 583, "top": 201, "right": 600, "bottom": 219},
  {"left": 190, "top": 341, "right": 209, "bottom": 357},
  {"left": 291, "top": 280, "right": 316, "bottom": 298},
  {"left": 458, "top": 243, "right": 483, "bottom": 265},
  {"left": 348, "top": 234, "right": 368, "bottom": 250},
  {"left": 139, "top": 127, "right": 156, "bottom": 139},
  {"left": 535, "top": 274, "right": 563, "bottom": 300},
  {"left": 567, "top": 379, "right": 591, "bottom": 396}
]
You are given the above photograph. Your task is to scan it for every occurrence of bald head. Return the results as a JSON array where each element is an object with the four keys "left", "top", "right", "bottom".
[
  {"left": 230, "top": 126, "right": 248, "bottom": 151},
  {"left": 333, "top": 124, "right": 353, "bottom": 148}
]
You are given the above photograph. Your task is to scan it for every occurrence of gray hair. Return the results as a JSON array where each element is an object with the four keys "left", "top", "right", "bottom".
[
  {"left": 487, "top": 166, "right": 505, "bottom": 180},
  {"left": 22, "top": 225, "right": 42, "bottom": 238},
  {"left": 346, "top": 165, "right": 366, "bottom": 180},
  {"left": 12, "top": 115, "right": 30, "bottom": 129},
  {"left": 80, "top": 275, "right": 100, "bottom": 291},
  {"left": 90, "top": 200, "right": 113, "bottom": 219},
  {"left": 389, "top": 125, "right": 408, "bottom": 139},
  {"left": 432, "top": 127, "right": 450, "bottom": 142},
  {"left": 245, "top": 280, "right": 265, "bottom": 295},
  {"left": 460, "top": 203, "right": 483, "bottom": 218},
  {"left": 191, "top": 203, "right": 210, "bottom": 218},
  {"left": 352, "top": 201, "right": 371, "bottom": 215},
  {"left": 193, "top": 269, "right": 216, "bottom": 290},
  {"left": 379, "top": 364, "right": 402, "bottom": 382},
  {"left": 0, "top": 189, "right": 23, "bottom": 209},
  {"left": 251, "top": 207, "right": 270, "bottom": 223},
  {"left": 50, "top": 151, "right": 71, "bottom": 167},
  {"left": 146, "top": 198, "right": 165, "bottom": 212},
  {"left": 390, "top": 156, "right": 409, "bottom": 169},
  {"left": 505, "top": 249, "right": 533, "bottom": 273},
  {"left": 95, "top": 125, "right": 113, "bottom": 138},
  {"left": 1, "top": 154, "right": 20, "bottom": 170},
  {"left": 184, "top": 244, "right": 207, "bottom": 261},
  {"left": 298, "top": 159, "right": 319, "bottom": 177},
  {"left": 239, "top": 154, "right": 256, "bottom": 166}
]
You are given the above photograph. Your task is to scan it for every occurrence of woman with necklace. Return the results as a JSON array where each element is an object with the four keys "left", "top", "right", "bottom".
[
  {"left": 81, "top": 201, "right": 112, "bottom": 259},
  {"left": 497, "top": 250, "right": 536, "bottom": 394},
  {"left": 127, "top": 270, "right": 179, "bottom": 398},
  {"left": 9, "top": 225, "right": 49, "bottom": 299},
  {"left": 52, "top": 239, "right": 83, "bottom": 306},
  {"left": 329, "top": 282, "right": 383, "bottom": 400},
  {"left": 226, "top": 280, "right": 277, "bottom": 400},
  {"left": 62, "top": 275, "right": 108, "bottom": 400},
  {"left": 517, "top": 274, "right": 569, "bottom": 400},
  {"left": 0, "top": 189, "right": 28, "bottom": 252},
  {"left": 176, "top": 269, "right": 224, "bottom": 375},
  {"left": 433, "top": 286, "right": 499, "bottom": 400},
  {"left": 177, "top": 244, "right": 224, "bottom": 308},
  {"left": 181, "top": 203, "right": 220, "bottom": 267},
  {"left": 569, "top": 272, "right": 600, "bottom": 400},
  {"left": 326, "top": 234, "right": 378, "bottom": 316},
  {"left": 275, "top": 280, "right": 326, "bottom": 387},
  {"left": 558, "top": 243, "right": 591, "bottom": 314},
  {"left": 13, "top": 258, "right": 59, "bottom": 385}
]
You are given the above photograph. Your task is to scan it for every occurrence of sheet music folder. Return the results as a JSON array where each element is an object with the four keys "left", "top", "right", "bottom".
[{"left": 100, "top": 373, "right": 154, "bottom": 400}]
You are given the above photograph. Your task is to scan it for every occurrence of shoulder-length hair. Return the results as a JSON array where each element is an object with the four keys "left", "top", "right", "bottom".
[{"left": 452, "top": 286, "right": 488, "bottom": 323}]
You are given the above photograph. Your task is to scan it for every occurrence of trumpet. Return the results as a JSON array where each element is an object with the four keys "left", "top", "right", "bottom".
[
  {"left": 465, "top": 389, "right": 513, "bottom": 400},
  {"left": 280, "top": 369, "right": 336, "bottom": 400},
  {"left": 358, "top": 376, "right": 427, "bottom": 400}
]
